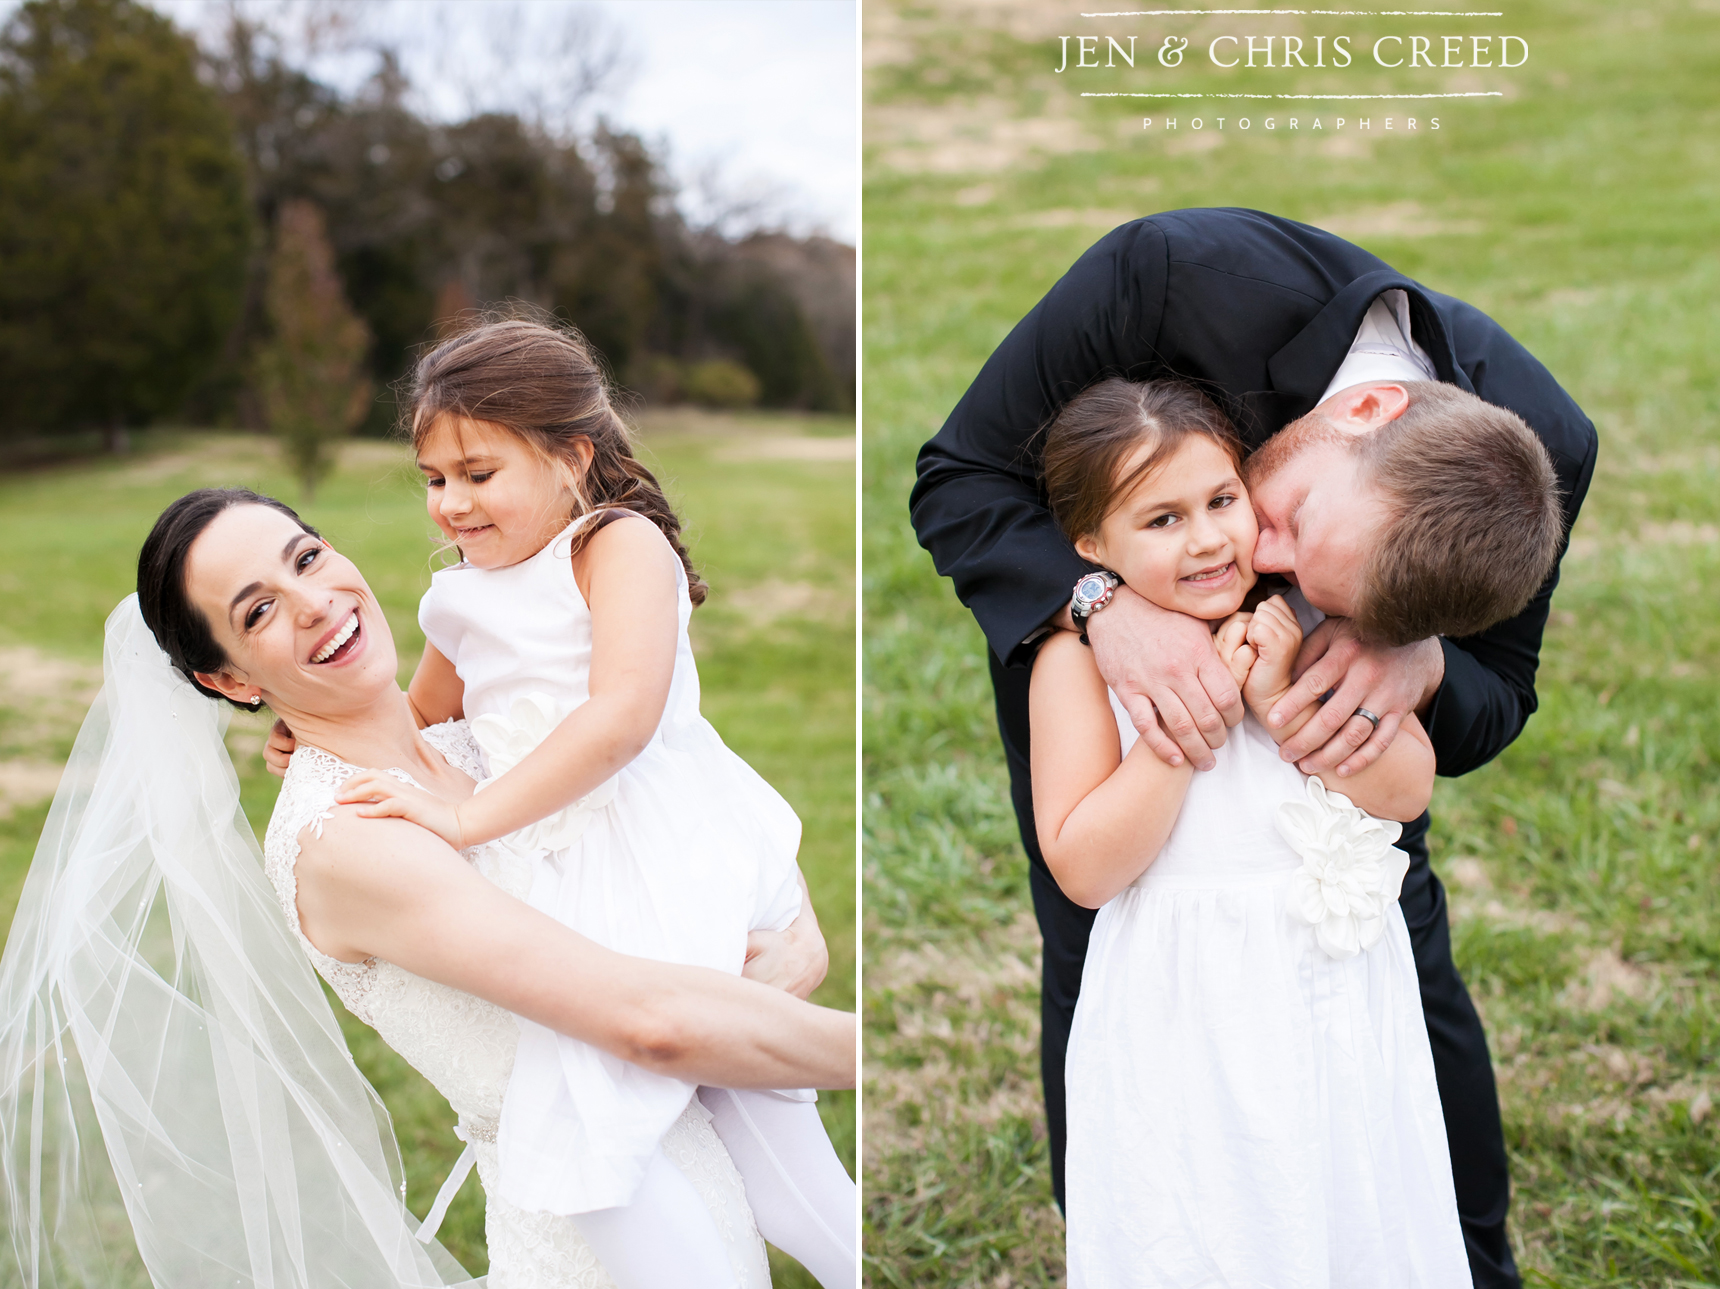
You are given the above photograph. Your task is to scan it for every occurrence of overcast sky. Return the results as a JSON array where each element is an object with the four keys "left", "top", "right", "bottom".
[
  {"left": 589, "top": 1, "right": 857, "bottom": 240},
  {"left": 2, "top": 0, "right": 858, "bottom": 241}
]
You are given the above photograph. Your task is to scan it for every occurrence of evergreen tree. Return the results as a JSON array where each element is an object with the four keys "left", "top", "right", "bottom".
[
  {"left": 550, "top": 127, "right": 666, "bottom": 377},
  {"left": 255, "top": 200, "right": 371, "bottom": 499},
  {"left": 0, "top": 1, "right": 854, "bottom": 453},
  {"left": 0, "top": 0, "right": 251, "bottom": 448}
]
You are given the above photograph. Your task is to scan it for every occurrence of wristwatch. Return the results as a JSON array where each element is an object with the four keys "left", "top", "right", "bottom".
[{"left": 1070, "top": 570, "right": 1121, "bottom": 643}]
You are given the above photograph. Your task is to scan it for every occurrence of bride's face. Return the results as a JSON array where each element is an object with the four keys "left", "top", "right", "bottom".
[{"left": 182, "top": 504, "right": 398, "bottom": 714}]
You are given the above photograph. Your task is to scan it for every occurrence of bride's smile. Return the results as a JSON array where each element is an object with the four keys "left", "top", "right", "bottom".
[
  {"left": 309, "top": 608, "right": 361, "bottom": 664},
  {"left": 181, "top": 503, "right": 397, "bottom": 713}
]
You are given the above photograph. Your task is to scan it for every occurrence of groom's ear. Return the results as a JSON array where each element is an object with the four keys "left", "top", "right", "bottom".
[{"left": 1323, "top": 382, "right": 1411, "bottom": 436}]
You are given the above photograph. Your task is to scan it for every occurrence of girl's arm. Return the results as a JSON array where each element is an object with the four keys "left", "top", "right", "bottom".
[
  {"left": 1030, "top": 630, "right": 1195, "bottom": 909},
  {"left": 339, "top": 515, "right": 680, "bottom": 847},
  {"left": 407, "top": 642, "right": 465, "bottom": 728},
  {"left": 295, "top": 810, "right": 856, "bottom": 1091},
  {"left": 1244, "top": 596, "right": 1434, "bottom": 822}
]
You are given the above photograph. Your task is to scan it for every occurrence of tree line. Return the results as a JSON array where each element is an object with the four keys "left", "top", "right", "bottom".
[{"left": 0, "top": 0, "right": 854, "bottom": 481}]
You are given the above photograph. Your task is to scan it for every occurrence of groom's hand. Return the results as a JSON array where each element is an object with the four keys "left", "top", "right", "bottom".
[
  {"left": 1086, "top": 585, "right": 1244, "bottom": 772},
  {"left": 1268, "top": 617, "right": 1445, "bottom": 778}
]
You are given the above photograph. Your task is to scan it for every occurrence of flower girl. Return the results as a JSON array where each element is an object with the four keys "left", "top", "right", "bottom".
[
  {"left": 331, "top": 317, "right": 855, "bottom": 1289},
  {"left": 1029, "top": 379, "right": 1472, "bottom": 1287}
]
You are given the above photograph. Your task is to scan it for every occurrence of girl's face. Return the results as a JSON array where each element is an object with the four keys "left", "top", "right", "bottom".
[
  {"left": 416, "top": 415, "right": 589, "bottom": 569},
  {"left": 1075, "top": 434, "right": 1259, "bottom": 621},
  {"left": 182, "top": 503, "right": 399, "bottom": 716}
]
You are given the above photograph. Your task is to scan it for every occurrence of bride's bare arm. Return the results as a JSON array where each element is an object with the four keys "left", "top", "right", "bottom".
[{"left": 294, "top": 812, "right": 856, "bottom": 1091}]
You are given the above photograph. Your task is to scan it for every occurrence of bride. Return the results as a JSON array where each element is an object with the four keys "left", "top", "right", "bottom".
[{"left": 0, "top": 488, "right": 855, "bottom": 1288}]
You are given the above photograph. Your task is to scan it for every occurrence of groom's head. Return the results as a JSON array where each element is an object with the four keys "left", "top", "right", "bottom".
[{"left": 1244, "top": 381, "right": 1563, "bottom": 645}]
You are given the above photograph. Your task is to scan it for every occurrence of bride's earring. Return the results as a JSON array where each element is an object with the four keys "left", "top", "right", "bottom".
[{"left": 249, "top": 695, "right": 262, "bottom": 708}]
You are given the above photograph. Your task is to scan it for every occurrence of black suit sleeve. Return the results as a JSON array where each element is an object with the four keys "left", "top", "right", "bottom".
[
  {"left": 909, "top": 220, "right": 1173, "bottom": 668},
  {"left": 1420, "top": 294, "right": 1599, "bottom": 776}
]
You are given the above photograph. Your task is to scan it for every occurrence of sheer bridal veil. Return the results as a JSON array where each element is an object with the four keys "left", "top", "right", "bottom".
[{"left": 0, "top": 597, "right": 479, "bottom": 1287}]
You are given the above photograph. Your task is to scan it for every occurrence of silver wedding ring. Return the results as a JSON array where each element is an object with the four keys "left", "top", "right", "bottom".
[{"left": 1354, "top": 707, "right": 1382, "bottom": 730}]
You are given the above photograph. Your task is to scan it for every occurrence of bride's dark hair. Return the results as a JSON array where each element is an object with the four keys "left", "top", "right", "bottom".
[{"left": 137, "top": 488, "right": 321, "bottom": 707}]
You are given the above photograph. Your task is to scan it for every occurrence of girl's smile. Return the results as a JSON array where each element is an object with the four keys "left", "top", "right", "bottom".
[
  {"left": 1181, "top": 560, "right": 1237, "bottom": 588},
  {"left": 416, "top": 415, "right": 586, "bottom": 570},
  {"left": 1074, "top": 435, "right": 1259, "bottom": 621}
]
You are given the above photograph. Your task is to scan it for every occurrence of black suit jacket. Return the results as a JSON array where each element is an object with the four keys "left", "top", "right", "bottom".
[{"left": 910, "top": 207, "right": 1597, "bottom": 780}]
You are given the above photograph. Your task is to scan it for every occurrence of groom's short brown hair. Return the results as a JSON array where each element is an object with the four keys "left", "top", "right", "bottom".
[{"left": 1350, "top": 381, "right": 1564, "bottom": 645}]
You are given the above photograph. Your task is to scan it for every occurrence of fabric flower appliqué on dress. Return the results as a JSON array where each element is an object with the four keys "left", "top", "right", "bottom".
[
  {"left": 1275, "top": 777, "right": 1411, "bottom": 960},
  {"left": 469, "top": 692, "right": 618, "bottom": 854}
]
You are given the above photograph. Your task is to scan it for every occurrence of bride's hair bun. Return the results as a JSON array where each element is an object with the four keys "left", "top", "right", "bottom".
[{"left": 137, "top": 488, "right": 320, "bottom": 707}]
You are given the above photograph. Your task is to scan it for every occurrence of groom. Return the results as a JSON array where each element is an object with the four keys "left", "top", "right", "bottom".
[{"left": 910, "top": 207, "right": 1596, "bottom": 1289}]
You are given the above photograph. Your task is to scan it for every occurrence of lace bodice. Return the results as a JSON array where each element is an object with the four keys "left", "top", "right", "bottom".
[
  {"left": 261, "top": 721, "right": 769, "bottom": 1287},
  {"left": 263, "top": 721, "right": 525, "bottom": 1139}
]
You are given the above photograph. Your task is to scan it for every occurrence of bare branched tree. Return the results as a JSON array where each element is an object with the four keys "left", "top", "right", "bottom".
[
  {"left": 685, "top": 156, "right": 822, "bottom": 241},
  {"left": 416, "top": 0, "right": 631, "bottom": 140},
  {"left": 180, "top": 0, "right": 629, "bottom": 136}
]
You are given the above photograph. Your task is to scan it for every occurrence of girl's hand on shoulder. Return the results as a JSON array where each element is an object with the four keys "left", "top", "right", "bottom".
[
  {"left": 1212, "top": 612, "right": 1256, "bottom": 690},
  {"left": 1243, "top": 595, "right": 1304, "bottom": 714},
  {"left": 336, "top": 770, "right": 467, "bottom": 850}
]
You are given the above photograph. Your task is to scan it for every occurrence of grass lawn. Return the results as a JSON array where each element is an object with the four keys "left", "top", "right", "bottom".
[
  {"left": 0, "top": 407, "right": 855, "bottom": 1286},
  {"left": 862, "top": 0, "right": 1719, "bottom": 1285}
]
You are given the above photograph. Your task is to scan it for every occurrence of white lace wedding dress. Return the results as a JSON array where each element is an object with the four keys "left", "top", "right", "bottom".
[{"left": 261, "top": 719, "right": 770, "bottom": 1289}]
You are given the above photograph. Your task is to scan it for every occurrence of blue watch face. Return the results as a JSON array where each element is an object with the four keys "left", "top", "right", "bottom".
[{"left": 1078, "top": 575, "right": 1107, "bottom": 602}]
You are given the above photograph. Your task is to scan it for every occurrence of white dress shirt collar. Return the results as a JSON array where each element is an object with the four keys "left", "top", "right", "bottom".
[{"left": 1317, "top": 288, "right": 1439, "bottom": 404}]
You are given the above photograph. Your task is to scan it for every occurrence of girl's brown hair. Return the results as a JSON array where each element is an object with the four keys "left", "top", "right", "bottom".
[
  {"left": 1042, "top": 378, "right": 1243, "bottom": 541},
  {"left": 404, "top": 310, "right": 706, "bottom": 604}
]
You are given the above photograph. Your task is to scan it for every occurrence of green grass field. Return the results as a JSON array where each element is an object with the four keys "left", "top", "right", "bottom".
[
  {"left": 0, "top": 408, "right": 855, "bottom": 1285},
  {"left": 862, "top": 0, "right": 1719, "bottom": 1285}
]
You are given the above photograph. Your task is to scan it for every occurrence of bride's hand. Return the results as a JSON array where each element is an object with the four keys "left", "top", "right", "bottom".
[
  {"left": 264, "top": 720, "right": 297, "bottom": 778},
  {"left": 1212, "top": 612, "right": 1257, "bottom": 690},
  {"left": 335, "top": 770, "right": 466, "bottom": 849},
  {"left": 741, "top": 873, "right": 828, "bottom": 1000}
]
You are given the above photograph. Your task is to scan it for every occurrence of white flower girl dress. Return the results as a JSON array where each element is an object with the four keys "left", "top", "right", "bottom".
[
  {"left": 1062, "top": 595, "right": 1474, "bottom": 1289},
  {"left": 418, "top": 512, "right": 810, "bottom": 1217}
]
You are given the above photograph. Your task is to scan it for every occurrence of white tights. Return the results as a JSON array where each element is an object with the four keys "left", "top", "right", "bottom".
[
  {"left": 699, "top": 1088, "right": 858, "bottom": 1289},
  {"left": 567, "top": 1091, "right": 857, "bottom": 1289},
  {"left": 569, "top": 1146, "right": 741, "bottom": 1288}
]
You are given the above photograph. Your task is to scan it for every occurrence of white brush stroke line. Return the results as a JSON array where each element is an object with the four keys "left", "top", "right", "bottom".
[
  {"left": 1082, "top": 90, "right": 1505, "bottom": 98},
  {"left": 1080, "top": 10, "right": 1506, "bottom": 16}
]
